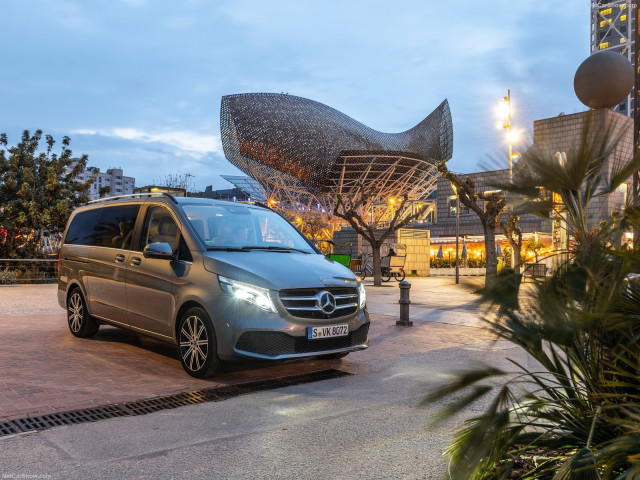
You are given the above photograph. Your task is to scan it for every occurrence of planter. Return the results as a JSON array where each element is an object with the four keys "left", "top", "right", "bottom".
[{"left": 430, "top": 267, "right": 485, "bottom": 276}]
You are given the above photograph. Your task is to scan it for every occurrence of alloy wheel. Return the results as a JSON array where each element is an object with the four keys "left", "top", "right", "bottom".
[
  {"left": 179, "top": 315, "right": 209, "bottom": 372},
  {"left": 68, "top": 292, "right": 84, "bottom": 333}
]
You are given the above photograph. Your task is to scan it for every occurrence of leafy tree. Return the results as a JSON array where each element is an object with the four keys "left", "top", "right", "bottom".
[
  {"left": 98, "top": 186, "right": 111, "bottom": 198},
  {"left": 0, "top": 130, "right": 91, "bottom": 258},
  {"left": 427, "top": 119, "right": 640, "bottom": 479},
  {"left": 523, "top": 237, "right": 545, "bottom": 263},
  {"left": 334, "top": 184, "right": 421, "bottom": 286},
  {"left": 437, "top": 161, "right": 507, "bottom": 286}
]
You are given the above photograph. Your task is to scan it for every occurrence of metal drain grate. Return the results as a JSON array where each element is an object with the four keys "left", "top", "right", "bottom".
[
  {"left": 0, "top": 369, "right": 350, "bottom": 438},
  {"left": 0, "top": 422, "right": 20, "bottom": 436}
]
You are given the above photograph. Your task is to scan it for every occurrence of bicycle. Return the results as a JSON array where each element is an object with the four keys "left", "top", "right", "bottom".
[{"left": 356, "top": 252, "right": 374, "bottom": 280}]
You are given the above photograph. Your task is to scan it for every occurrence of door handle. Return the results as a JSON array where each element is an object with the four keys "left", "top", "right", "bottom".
[
  {"left": 114, "top": 254, "right": 125, "bottom": 263},
  {"left": 130, "top": 257, "right": 142, "bottom": 266}
]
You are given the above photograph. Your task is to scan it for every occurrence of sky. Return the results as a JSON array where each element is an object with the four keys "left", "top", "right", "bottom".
[{"left": 1, "top": 0, "right": 590, "bottom": 192}]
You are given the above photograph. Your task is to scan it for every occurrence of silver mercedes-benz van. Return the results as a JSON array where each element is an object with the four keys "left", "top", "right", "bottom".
[{"left": 58, "top": 193, "right": 370, "bottom": 377}]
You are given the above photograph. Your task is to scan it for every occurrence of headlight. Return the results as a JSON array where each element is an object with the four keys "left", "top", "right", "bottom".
[
  {"left": 218, "top": 275, "right": 276, "bottom": 312},
  {"left": 358, "top": 280, "right": 367, "bottom": 309}
]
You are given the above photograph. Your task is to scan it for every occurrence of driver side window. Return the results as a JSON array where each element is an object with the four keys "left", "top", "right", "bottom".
[{"left": 142, "top": 206, "right": 178, "bottom": 251}]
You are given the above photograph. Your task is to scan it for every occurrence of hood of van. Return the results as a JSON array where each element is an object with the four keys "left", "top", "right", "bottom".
[{"left": 202, "top": 251, "right": 357, "bottom": 290}]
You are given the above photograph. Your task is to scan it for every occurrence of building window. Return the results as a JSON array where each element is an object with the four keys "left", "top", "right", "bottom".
[
  {"left": 600, "top": 42, "right": 610, "bottom": 49},
  {"left": 621, "top": 14, "right": 627, "bottom": 21},
  {"left": 600, "top": 19, "right": 612, "bottom": 27},
  {"left": 448, "top": 195, "right": 469, "bottom": 216},
  {"left": 621, "top": 3, "right": 627, "bottom": 10},
  {"left": 620, "top": 37, "right": 627, "bottom": 44},
  {"left": 600, "top": 8, "right": 612, "bottom": 16}
]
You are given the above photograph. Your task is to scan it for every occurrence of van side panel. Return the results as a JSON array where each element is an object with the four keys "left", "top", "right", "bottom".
[{"left": 57, "top": 245, "right": 94, "bottom": 309}]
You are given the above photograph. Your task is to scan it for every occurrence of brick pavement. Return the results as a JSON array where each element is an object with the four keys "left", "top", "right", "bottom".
[{"left": 0, "top": 280, "right": 496, "bottom": 422}]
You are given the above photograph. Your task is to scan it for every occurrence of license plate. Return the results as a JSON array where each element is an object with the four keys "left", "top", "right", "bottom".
[{"left": 307, "top": 324, "right": 348, "bottom": 340}]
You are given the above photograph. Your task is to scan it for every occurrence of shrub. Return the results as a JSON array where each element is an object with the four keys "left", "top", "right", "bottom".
[{"left": 427, "top": 118, "right": 640, "bottom": 479}]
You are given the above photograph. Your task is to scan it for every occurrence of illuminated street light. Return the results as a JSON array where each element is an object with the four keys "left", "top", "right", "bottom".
[
  {"left": 499, "top": 89, "right": 516, "bottom": 269},
  {"left": 507, "top": 130, "right": 520, "bottom": 143},
  {"left": 500, "top": 89, "right": 515, "bottom": 182},
  {"left": 450, "top": 182, "right": 460, "bottom": 285}
]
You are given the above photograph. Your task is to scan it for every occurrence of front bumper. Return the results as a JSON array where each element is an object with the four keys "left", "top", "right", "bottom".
[{"left": 233, "top": 321, "right": 370, "bottom": 360}]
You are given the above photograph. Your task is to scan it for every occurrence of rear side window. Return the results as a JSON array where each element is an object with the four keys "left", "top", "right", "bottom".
[
  {"left": 64, "top": 209, "right": 102, "bottom": 246},
  {"left": 93, "top": 205, "right": 141, "bottom": 249}
]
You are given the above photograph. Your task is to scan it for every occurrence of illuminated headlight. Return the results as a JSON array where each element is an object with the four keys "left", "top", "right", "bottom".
[
  {"left": 218, "top": 275, "right": 276, "bottom": 312},
  {"left": 358, "top": 280, "right": 367, "bottom": 309}
]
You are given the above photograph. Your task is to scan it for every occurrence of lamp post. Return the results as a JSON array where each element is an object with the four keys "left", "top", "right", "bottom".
[
  {"left": 500, "top": 90, "right": 518, "bottom": 269},
  {"left": 501, "top": 90, "right": 514, "bottom": 182},
  {"left": 450, "top": 182, "right": 460, "bottom": 285},
  {"left": 184, "top": 173, "right": 195, "bottom": 197}
]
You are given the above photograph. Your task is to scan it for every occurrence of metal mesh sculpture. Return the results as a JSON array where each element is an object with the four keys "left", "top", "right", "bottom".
[
  {"left": 220, "top": 93, "right": 453, "bottom": 222},
  {"left": 220, "top": 175, "right": 267, "bottom": 202}
]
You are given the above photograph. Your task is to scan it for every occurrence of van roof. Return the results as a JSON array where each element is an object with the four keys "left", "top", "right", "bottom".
[{"left": 84, "top": 192, "right": 266, "bottom": 209}]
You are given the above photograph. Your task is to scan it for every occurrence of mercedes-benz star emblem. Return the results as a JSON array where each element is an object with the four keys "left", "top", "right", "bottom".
[{"left": 316, "top": 291, "right": 336, "bottom": 314}]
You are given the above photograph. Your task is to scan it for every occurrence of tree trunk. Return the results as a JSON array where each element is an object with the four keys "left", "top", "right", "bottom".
[
  {"left": 372, "top": 243, "right": 382, "bottom": 286},
  {"left": 484, "top": 225, "right": 498, "bottom": 285},
  {"left": 513, "top": 247, "right": 522, "bottom": 273}
]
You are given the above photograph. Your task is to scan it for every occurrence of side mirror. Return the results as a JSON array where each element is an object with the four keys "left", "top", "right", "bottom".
[{"left": 143, "top": 242, "right": 175, "bottom": 260}]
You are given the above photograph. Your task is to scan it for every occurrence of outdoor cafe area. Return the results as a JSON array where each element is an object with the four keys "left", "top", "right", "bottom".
[{"left": 429, "top": 232, "right": 553, "bottom": 268}]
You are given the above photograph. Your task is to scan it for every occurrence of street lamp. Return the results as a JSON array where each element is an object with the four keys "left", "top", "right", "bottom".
[
  {"left": 501, "top": 90, "right": 514, "bottom": 182},
  {"left": 450, "top": 182, "right": 460, "bottom": 285},
  {"left": 184, "top": 173, "right": 195, "bottom": 197},
  {"left": 500, "top": 90, "right": 519, "bottom": 269}
]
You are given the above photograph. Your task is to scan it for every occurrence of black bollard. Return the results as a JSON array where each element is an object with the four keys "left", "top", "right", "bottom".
[{"left": 396, "top": 280, "right": 413, "bottom": 326}]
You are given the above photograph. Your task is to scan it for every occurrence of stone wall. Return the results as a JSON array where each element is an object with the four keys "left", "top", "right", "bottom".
[{"left": 532, "top": 109, "right": 632, "bottom": 226}]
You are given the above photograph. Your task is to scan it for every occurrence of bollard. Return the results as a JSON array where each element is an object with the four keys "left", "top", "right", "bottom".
[{"left": 396, "top": 280, "right": 413, "bottom": 326}]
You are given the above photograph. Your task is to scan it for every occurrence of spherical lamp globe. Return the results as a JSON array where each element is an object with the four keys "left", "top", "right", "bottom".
[{"left": 574, "top": 51, "right": 634, "bottom": 109}]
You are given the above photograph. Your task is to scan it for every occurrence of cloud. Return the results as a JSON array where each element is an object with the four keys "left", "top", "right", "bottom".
[{"left": 72, "top": 128, "right": 223, "bottom": 157}]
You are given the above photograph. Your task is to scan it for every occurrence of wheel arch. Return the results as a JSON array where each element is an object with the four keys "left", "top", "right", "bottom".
[
  {"left": 174, "top": 300, "right": 210, "bottom": 343},
  {"left": 66, "top": 280, "right": 87, "bottom": 304}
]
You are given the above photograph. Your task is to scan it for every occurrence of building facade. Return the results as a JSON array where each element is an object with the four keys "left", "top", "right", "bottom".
[
  {"left": 427, "top": 108, "right": 633, "bottom": 268},
  {"left": 75, "top": 166, "right": 136, "bottom": 200},
  {"left": 591, "top": 1, "right": 636, "bottom": 116}
]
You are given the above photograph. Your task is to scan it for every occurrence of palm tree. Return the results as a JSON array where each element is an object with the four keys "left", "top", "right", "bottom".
[{"left": 426, "top": 116, "right": 640, "bottom": 479}]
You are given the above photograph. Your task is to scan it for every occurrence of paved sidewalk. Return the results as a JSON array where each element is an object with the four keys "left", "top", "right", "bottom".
[{"left": 0, "top": 277, "right": 495, "bottom": 422}]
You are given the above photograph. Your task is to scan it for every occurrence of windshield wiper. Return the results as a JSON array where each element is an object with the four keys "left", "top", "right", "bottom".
[
  {"left": 206, "top": 246, "right": 247, "bottom": 252},
  {"left": 239, "top": 246, "right": 312, "bottom": 254}
]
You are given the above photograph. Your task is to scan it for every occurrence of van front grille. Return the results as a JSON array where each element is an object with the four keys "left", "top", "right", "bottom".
[{"left": 279, "top": 287, "right": 359, "bottom": 319}]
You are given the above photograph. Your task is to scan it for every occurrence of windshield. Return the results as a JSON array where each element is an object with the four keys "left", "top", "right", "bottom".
[{"left": 181, "top": 204, "right": 317, "bottom": 253}]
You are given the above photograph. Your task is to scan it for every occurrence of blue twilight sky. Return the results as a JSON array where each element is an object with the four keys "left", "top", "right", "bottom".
[{"left": 2, "top": 0, "right": 589, "bottom": 192}]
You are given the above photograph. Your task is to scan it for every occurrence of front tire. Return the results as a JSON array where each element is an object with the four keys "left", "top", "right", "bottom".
[
  {"left": 178, "top": 307, "right": 224, "bottom": 378},
  {"left": 67, "top": 288, "right": 99, "bottom": 338}
]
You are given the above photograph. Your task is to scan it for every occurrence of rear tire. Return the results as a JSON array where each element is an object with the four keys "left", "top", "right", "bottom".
[
  {"left": 67, "top": 288, "right": 99, "bottom": 338},
  {"left": 178, "top": 307, "right": 225, "bottom": 378},
  {"left": 394, "top": 271, "right": 406, "bottom": 281}
]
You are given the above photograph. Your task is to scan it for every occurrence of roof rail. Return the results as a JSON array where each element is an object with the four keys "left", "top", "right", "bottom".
[{"left": 86, "top": 192, "right": 178, "bottom": 205}]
